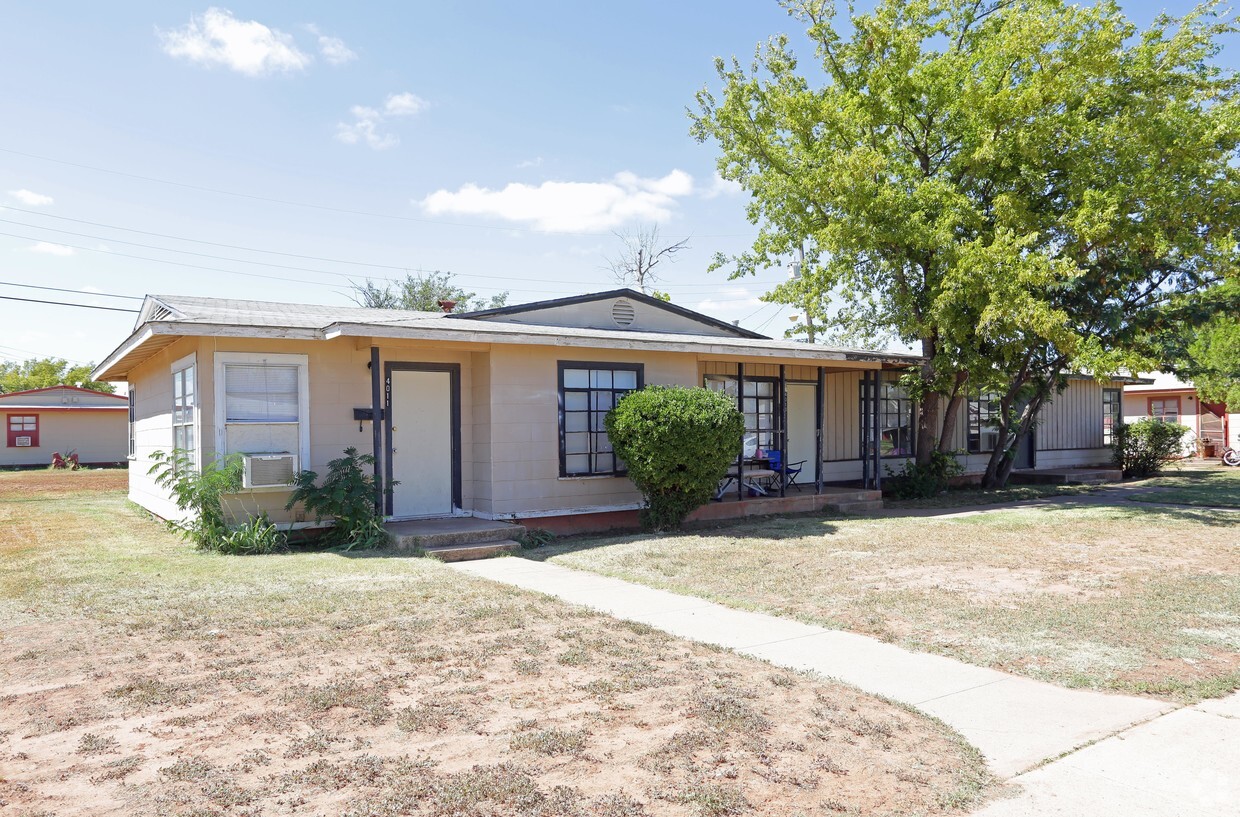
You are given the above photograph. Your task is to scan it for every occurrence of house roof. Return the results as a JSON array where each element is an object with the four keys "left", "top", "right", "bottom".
[
  {"left": 1122, "top": 371, "right": 1195, "bottom": 393},
  {"left": 453, "top": 288, "right": 770, "bottom": 340},
  {"left": 0, "top": 384, "right": 128, "bottom": 410},
  {"left": 0, "top": 384, "right": 126, "bottom": 400},
  {"left": 93, "top": 293, "right": 925, "bottom": 381}
]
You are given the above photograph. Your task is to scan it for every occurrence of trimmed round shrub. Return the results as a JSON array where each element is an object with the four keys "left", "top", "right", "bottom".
[
  {"left": 1112, "top": 418, "right": 1189, "bottom": 478},
  {"left": 605, "top": 385, "right": 745, "bottom": 531}
]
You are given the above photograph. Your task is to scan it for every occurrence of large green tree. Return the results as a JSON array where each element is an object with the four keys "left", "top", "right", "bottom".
[
  {"left": 0, "top": 358, "right": 114, "bottom": 394},
  {"left": 351, "top": 271, "right": 508, "bottom": 313},
  {"left": 691, "top": 0, "right": 1239, "bottom": 485}
]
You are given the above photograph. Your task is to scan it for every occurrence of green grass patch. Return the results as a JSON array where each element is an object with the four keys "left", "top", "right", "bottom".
[{"left": 1128, "top": 468, "right": 1240, "bottom": 508}]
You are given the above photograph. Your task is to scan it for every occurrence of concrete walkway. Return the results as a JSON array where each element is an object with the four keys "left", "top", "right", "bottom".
[
  {"left": 972, "top": 693, "right": 1240, "bottom": 816},
  {"left": 452, "top": 558, "right": 1169, "bottom": 779}
]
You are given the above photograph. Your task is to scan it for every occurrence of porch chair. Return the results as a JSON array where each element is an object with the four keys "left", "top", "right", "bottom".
[{"left": 765, "top": 450, "right": 805, "bottom": 491}]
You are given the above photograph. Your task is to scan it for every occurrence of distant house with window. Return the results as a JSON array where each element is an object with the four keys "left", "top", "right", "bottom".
[
  {"left": 0, "top": 385, "right": 128, "bottom": 468},
  {"left": 92, "top": 290, "right": 1133, "bottom": 531},
  {"left": 1123, "top": 372, "right": 1237, "bottom": 457}
]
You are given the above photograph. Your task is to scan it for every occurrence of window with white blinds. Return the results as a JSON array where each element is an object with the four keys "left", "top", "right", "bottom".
[
  {"left": 214, "top": 353, "right": 310, "bottom": 466},
  {"left": 224, "top": 364, "right": 299, "bottom": 423}
]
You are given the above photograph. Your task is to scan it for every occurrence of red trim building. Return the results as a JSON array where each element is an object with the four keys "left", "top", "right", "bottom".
[{"left": 0, "top": 385, "right": 128, "bottom": 467}]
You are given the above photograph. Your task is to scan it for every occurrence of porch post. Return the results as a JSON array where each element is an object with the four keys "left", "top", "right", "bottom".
[
  {"left": 815, "top": 366, "right": 825, "bottom": 494},
  {"left": 778, "top": 365, "right": 787, "bottom": 497},
  {"left": 860, "top": 371, "right": 870, "bottom": 489},
  {"left": 873, "top": 370, "right": 883, "bottom": 491},
  {"left": 737, "top": 363, "right": 745, "bottom": 502},
  {"left": 370, "top": 345, "right": 383, "bottom": 515}
]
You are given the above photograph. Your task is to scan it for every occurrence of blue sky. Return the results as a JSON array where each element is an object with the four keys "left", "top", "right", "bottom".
[{"left": 0, "top": 1, "right": 1232, "bottom": 369}]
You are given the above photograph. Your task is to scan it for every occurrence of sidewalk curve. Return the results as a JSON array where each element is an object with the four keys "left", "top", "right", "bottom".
[{"left": 451, "top": 557, "right": 1169, "bottom": 779}]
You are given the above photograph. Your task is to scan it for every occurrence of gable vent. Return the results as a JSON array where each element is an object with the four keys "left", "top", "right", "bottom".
[
  {"left": 611, "top": 298, "right": 637, "bottom": 328},
  {"left": 146, "top": 304, "right": 174, "bottom": 322}
]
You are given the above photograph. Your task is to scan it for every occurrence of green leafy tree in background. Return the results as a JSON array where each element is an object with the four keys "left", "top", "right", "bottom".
[
  {"left": 351, "top": 271, "right": 508, "bottom": 313},
  {"left": 691, "top": 0, "right": 1238, "bottom": 486},
  {"left": 0, "top": 357, "right": 114, "bottom": 394}
]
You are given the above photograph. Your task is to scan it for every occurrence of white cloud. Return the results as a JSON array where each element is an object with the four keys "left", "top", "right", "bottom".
[
  {"left": 419, "top": 169, "right": 697, "bottom": 232},
  {"left": 516, "top": 157, "right": 544, "bottom": 169},
  {"left": 8, "top": 189, "right": 54, "bottom": 207},
  {"left": 30, "top": 242, "right": 75, "bottom": 256},
  {"left": 159, "top": 8, "right": 312, "bottom": 76},
  {"left": 336, "top": 92, "right": 426, "bottom": 150},
  {"left": 305, "top": 24, "right": 356, "bottom": 65},
  {"left": 702, "top": 172, "right": 743, "bottom": 199},
  {"left": 384, "top": 92, "right": 426, "bottom": 116}
]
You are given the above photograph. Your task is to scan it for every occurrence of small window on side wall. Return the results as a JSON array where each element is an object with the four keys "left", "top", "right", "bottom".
[
  {"left": 7, "top": 415, "right": 38, "bottom": 448},
  {"left": 558, "top": 362, "right": 643, "bottom": 476},
  {"left": 127, "top": 388, "right": 136, "bottom": 459}
]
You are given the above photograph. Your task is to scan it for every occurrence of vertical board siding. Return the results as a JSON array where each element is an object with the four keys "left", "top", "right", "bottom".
[
  {"left": 824, "top": 371, "right": 861, "bottom": 461},
  {"left": 1038, "top": 379, "right": 1105, "bottom": 451}
]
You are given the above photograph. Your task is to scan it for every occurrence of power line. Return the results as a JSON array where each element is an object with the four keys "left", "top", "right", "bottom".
[
  {"left": 0, "top": 146, "right": 754, "bottom": 240},
  {"left": 0, "top": 295, "right": 138, "bottom": 313},
  {"left": 0, "top": 215, "right": 784, "bottom": 294},
  {"left": 0, "top": 343, "right": 93, "bottom": 365},
  {"left": 0, "top": 280, "right": 142, "bottom": 301}
]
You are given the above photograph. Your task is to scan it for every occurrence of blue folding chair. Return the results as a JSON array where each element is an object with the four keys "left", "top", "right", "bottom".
[{"left": 766, "top": 450, "right": 805, "bottom": 491}]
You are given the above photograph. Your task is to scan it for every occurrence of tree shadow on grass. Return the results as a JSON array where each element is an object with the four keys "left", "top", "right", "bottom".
[{"left": 518, "top": 512, "right": 842, "bottom": 562}]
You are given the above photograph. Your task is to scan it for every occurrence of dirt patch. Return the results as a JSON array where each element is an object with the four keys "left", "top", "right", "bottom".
[
  {"left": 0, "top": 467, "right": 127, "bottom": 499},
  {"left": 873, "top": 566, "right": 1106, "bottom": 600},
  {"left": 0, "top": 474, "right": 989, "bottom": 816}
]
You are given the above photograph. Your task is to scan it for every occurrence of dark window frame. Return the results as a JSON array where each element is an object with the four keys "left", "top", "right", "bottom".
[
  {"left": 557, "top": 361, "right": 644, "bottom": 477},
  {"left": 860, "top": 372, "right": 916, "bottom": 459},
  {"left": 1102, "top": 388, "right": 1122, "bottom": 446},
  {"left": 967, "top": 392, "right": 1002, "bottom": 454},
  {"left": 704, "top": 374, "right": 781, "bottom": 460}
]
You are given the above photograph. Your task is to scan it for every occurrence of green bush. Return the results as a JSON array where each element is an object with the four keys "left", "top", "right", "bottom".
[
  {"left": 1113, "top": 418, "right": 1189, "bottom": 478},
  {"left": 149, "top": 450, "right": 286, "bottom": 554},
  {"left": 604, "top": 386, "right": 745, "bottom": 531},
  {"left": 884, "top": 449, "right": 964, "bottom": 499},
  {"left": 287, "top": 447, "right": 389, "bottom": 551}
]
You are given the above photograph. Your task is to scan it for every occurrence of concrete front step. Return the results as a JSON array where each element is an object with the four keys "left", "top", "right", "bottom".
[
  {"left": 423, "top": 540, "right": 522, "bottom": 562},
  {"left": 1011, "top": 467, "right": 1122, "bottom": 486},
  {"left": 387, "top": 517, "right": 526, "bottom": 551}
]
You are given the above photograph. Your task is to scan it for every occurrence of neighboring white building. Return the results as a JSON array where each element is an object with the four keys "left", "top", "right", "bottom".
[
  {"left": 1123, "top": 372, "right": 1237, "bottom": 456},
  {"left": 0, "top": 385, "right": 129, "bottom": 467}
]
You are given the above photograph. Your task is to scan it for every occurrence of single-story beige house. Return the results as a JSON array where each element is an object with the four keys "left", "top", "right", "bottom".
[
  {"left": 0, "top": 385, "right": 129, "bottom": 467},
  {"left": 1124, "top": 372, "right": 1237, "bottom": 457},
  {"left": 93, "top": 289, "right": 1130, "bottom": 531}
]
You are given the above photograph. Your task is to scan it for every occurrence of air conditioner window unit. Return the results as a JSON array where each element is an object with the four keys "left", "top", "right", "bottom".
[
  {"left": 242, "top": 453, "right": 298, "bottom": 488},
  {"left": 14, "top": 436, "right": 31, "bottom": 447}
]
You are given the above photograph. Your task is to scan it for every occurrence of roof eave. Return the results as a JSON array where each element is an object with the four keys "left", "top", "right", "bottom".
[{"left": 324, "top": 321, "right": 921, "bottom": 364}]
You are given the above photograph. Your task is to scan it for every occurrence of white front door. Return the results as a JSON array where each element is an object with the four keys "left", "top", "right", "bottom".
[
  {"left": 389, "top": 369, "right": 454, "bottom": 518},
  {"left": 787, "top": 383, "right": 818, "bottom": 482}
]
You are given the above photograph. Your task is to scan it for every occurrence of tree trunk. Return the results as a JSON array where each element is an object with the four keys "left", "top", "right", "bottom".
[
  {"left": 937, "top": 372, "right": 968, "bottom": 454},
  {"left": 994, "top": 392, "right": 1048, "bottom": 488},
  {"left": 980, "top": 396, "right": 1015, "bottom": 489},
  {"left": 914, "top": 340, "right": 940, "bottom": 466}
]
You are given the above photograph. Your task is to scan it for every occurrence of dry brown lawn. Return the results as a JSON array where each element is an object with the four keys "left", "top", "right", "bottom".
[
  {"left": 538, "top": 500, "right": 1240, "bottom": 702},
  {"left": 0, "top": 470, "right": 989, "bottom": 816}
]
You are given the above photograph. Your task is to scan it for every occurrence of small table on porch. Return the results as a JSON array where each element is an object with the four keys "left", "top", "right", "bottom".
[{"left": 714, "top": 467, "right": 778, "bottom": 500}]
